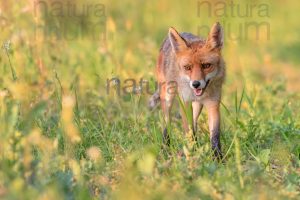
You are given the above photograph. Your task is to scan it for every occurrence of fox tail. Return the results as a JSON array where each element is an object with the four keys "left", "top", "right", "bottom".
[{"left": 148, "top": 90, "right": 160, "bottom": 110}]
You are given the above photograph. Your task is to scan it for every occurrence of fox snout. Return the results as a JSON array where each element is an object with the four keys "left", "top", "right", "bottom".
[
  {"left": 192, "top": 80, "right": 201, "bottom": 88},
  {"left": 189, "top": 79, "right": 210, "bottom": 96},
  {"left": 190, "top": 80, "right": 206, "bottom": 89}
]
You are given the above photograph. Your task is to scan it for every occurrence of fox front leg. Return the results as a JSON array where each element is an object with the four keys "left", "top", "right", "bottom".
[
  {"left": 206, "top": 101, "right": 222, "bottom": 160},
  {"left": 192, "top": 101, "right": 203, "bottom": 134},
  {"left": 160, "top": 84, "right": 175, "bottom": 146}
]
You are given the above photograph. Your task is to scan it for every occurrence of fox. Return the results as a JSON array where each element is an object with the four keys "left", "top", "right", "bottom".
[{"left": 149, "top": 22, "right": 225, "bottom": 159}]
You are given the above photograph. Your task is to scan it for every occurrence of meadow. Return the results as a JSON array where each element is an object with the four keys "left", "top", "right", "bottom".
[{"left": 0, "top": 0, "right": 299, "bottom": 199}]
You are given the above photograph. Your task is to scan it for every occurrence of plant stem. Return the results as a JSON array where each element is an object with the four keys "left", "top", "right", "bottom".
[{"left": 4, "top": 48, "right": 17, "bottom": 81}]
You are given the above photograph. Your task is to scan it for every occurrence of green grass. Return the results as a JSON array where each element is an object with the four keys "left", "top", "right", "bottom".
[{"left": 0, "top": 0, "right": 299, "bottom": 199}]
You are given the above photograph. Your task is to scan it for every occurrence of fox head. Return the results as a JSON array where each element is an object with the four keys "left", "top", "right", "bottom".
[{"left": 169, "top": 22, "right": 224, "bottom": 97}]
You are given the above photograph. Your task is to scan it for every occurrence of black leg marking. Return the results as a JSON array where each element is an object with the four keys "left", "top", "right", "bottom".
[
  {"left": 211, "top": 134, "right": 222, "bottom": 161},
  {"left": 163, "top": 127, "right": 170, "bottom": 146}
]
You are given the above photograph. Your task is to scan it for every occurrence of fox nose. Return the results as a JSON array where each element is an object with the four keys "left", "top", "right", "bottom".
[{"left": 192, "top": 80, "right": 201, "bottom": 89}]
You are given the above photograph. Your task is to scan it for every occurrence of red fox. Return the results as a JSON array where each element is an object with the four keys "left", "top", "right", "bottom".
[{"left": 149, "top": 22, "right": 225, "bottom": 159}]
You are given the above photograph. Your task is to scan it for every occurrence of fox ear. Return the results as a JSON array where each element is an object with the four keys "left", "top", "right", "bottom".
[
  {"left": 206, "top": 22, "right": 223, "bottom": 50},
  {"left": 168, "top": 27, "right": 189, "bottom": 53}
]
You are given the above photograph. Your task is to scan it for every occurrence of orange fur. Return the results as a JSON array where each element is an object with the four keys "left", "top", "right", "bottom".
[{"left": 150, "top": 22, "right": 225, "bottom": 159}]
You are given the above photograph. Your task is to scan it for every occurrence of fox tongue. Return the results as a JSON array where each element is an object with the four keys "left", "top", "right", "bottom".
[{"left": 194, "top": 88, "right": 203, "bottom": 96}]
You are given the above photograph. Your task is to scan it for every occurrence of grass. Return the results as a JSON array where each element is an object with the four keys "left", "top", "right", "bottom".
[{"left": 0, "top": 0, "right": 300, "bottom": 199}]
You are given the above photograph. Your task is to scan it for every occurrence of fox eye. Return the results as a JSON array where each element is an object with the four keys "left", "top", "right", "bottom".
[
  {"left": 184, "top": 64, "right": 192, "bottom": 71},
  {"left": 201, "top": 63, "right": 212, "bottom": 69}
]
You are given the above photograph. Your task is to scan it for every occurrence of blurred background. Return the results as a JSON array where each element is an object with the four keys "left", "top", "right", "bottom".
[
  {"left": 0, "top": 0, "right": 299, "bottom": 199},
  {"left": 1, "top": 0, "right": 300, "bottom": 93}
]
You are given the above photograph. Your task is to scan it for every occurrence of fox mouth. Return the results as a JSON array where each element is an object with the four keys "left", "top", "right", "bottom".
[{"left": 193, "top": 80, "right": 210, "bottom": 96}]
